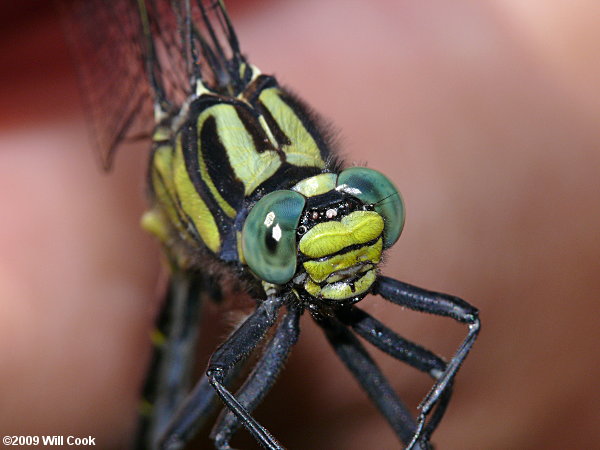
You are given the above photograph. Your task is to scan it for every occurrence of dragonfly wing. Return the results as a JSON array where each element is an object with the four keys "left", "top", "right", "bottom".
[{"left": 59, "top": 0, "right": 193, "bottom": 170}]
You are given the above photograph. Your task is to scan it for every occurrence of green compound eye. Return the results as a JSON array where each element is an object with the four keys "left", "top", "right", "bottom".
[
  {"left": 242, "top": 190, "right": 306, "bottom": 285},
  {"left": 337, "top": 167, "right": 405, "bottom": 248}
]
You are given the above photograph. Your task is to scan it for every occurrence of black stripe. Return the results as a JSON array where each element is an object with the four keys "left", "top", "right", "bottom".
[
  {"left": 297, "top": 236, "right": 383, "bottom": 264},
  {"left": 180, "top": 118, "right": 233, "bottom": 250},
  {"left": 199, "top": 115, "right": 245, "bottom": 209},
  {"left": 246, "top": 76, "right": 294, "bottom": 151},
  {"left": 235, "top": 103, "right": 281, "bottom": 155},
  {"left": 247, "top": 163, "right": 322, "bottom": 203},
  {"left": 257, "top": 97, "right": 292, "bottom": 149},
  {"left": 244, "top": 74, "right": 278, "bottom": 104}
]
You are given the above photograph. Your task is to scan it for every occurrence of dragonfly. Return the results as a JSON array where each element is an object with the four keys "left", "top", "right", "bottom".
[{"left": 60, "top": 0, "right": 480, "bottom": 448}]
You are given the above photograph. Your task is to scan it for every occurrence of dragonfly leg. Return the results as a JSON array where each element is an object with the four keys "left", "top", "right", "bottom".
[
  {"left": 157, "top": 374, "right": 217, "bottom": 450},
  {"left": 210, "top": 304, "right": 302, "bottom": 449},
  {"left": 373, "top": 276, "right": 480, "bottom": 450},
  {"left": 337, "top": 306, "right": 453, "bottom": 443},
  {"left": 206, "top": 295, "right": 286, "bottom": 450},
  {"left": 314, "top": 314, "right": 430, "bottom": 450},
  {"left": 136, "top": 270, "right": 204, "bottom": 449}
]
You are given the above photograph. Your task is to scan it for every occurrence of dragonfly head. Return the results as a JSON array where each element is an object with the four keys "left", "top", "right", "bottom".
[{"left": 242, "top": 168, "right": 405, "bottom": 305}]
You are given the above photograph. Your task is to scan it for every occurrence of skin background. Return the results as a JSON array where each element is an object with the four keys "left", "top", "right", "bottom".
[{"left": 1, "top": 0, "right": 599, "bottom": 448}]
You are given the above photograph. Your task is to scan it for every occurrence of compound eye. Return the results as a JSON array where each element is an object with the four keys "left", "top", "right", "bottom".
[
  {"left": 242, "top": 190, "right": 305, "bottom": 284},
  {"left": 337, "top": 167, "right": 405, "bottom": 248}
]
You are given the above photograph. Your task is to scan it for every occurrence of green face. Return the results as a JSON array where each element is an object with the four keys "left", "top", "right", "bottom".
[{"left": 241, "top": 168, "right": 405, "bottom": 302}]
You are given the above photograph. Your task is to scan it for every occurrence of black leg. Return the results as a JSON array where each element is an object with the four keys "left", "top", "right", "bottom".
[
  {"left": 421, "top": 382, "right": 452, "bottom": 444},
  {"left": 337, "top": 306, "right": 446, "bottom": 377},
  {"left": 210, "top": 304, "right": 302, "bottom": 449},
  {"left": 206, "top": 295, "right": 286, "bottom": 450},
  {"left": 315, "top": 314, "right": 430, "bottom": 450},
  {"left": 151, "top": 272, "right": 232, "bottom": 450},
  {"left": 157, "top": 367, "right": 242, "bottom": 450},
  {"left": 158, "top": 374, "right": 216, "bottom": 450},
  {"left": 374, "top": 276, "right": 480, "bottom": 449},
  {"left": 337, "top": 306, "right": 452, "bottom": 442},
  {"left": 136, "top": 270, "right": 204, "bottom": 449}
]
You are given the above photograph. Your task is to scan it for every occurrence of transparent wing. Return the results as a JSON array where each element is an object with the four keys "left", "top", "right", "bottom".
[
  {"left": 60, "top": 0, "right": 154, "bottom": 170},
  {"left": 59, "top": 0, "right": 248, "bottom": 170}
]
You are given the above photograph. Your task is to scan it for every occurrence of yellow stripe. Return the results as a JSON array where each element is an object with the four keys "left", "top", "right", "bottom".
[
  {"left": 304, "top": 269, "right": 377, "bottom": 300},
  {"left": 292, "top": 173, "right": 337, "bottom": 197},
  {"left": 173, "top": 136, "right": 221, "bottom": 253},
  {"left": 303, "top": 239, "right": 382, "bottom": 283},
  {"left": 299, "top": 211, "right": 384, "bottom": 258},
  {"left": 258, "top": 87, "right": 325, "bottom": 168},
  {"left": 258, "top": 114, "right": 279, "bottom": 148},
  {"left": 151, "top": 145, "right": 189, "bottom": 239}
]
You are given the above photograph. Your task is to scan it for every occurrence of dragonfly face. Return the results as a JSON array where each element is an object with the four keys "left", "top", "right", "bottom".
[{"left": 242, "top": 168, "right": 406, "bottom": 305}]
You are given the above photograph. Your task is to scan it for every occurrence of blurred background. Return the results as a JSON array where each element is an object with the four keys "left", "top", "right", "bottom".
[{"left": 1, "top": 0, "right": 599, "bottom": 448}]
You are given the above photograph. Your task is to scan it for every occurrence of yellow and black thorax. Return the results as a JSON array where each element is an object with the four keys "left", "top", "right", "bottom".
[
  {"left": 144, "top": 72, "right": 405, "bottom": 305},
  {"left": 144, "top": 73, "right": 331, "bottom": 260}
]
